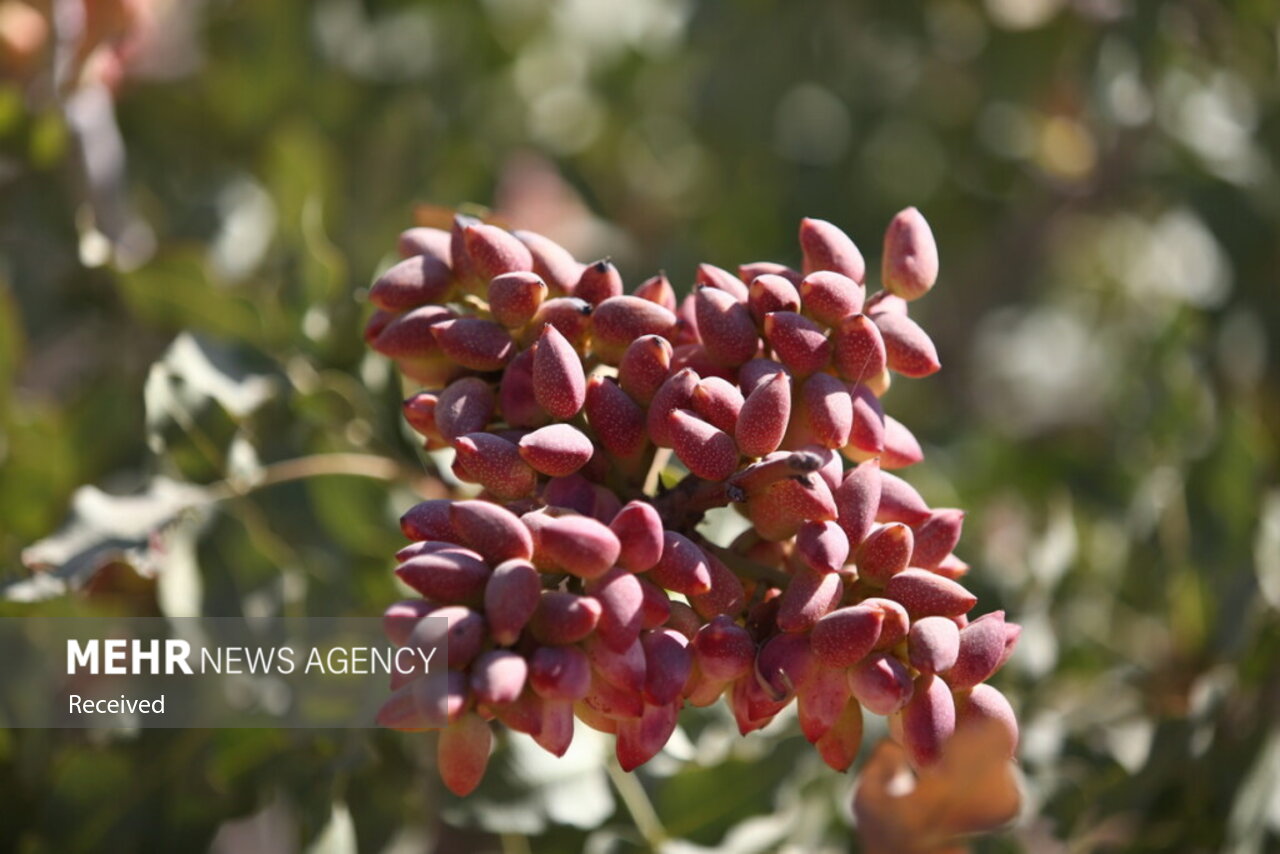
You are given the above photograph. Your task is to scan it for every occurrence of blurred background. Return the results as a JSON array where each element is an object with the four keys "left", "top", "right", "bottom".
[{"left": 1, "top": 0, "right": 1278, "bottom": 851}]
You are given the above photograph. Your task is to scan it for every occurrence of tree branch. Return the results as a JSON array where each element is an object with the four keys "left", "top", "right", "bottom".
[{"left": 208, "top": 453, "right": 435, "bottom": 501}]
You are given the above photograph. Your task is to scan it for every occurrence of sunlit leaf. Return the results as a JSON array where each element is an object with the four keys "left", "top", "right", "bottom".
[
  {"left": 11, "top": 476, "right": 213, "bottom": 601},
  {"left": 155, "top": 522, "right": 204, "bottom": 618},
  {"left": 1224, "top": 727, "right": 1280, "bottom": 854},
  {"left": 1255, "top": 490, "right": 1280, "bottom": 611},
  {"left": 305, "top": 800, "right": 358, "bottom": 854},
  {"left": 144, "top": 332, "right": 277, "bottom": 450},
  {"left": 209, "top": 796, "right": 299, "bottom": 854},
  {"left": 208, "top": 175, "right": 278, "bottom": 283}
]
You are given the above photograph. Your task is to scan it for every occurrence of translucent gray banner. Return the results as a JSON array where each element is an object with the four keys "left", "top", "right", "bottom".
[{"left": 0, "top": 617, "right": 447, "bottom": 728}]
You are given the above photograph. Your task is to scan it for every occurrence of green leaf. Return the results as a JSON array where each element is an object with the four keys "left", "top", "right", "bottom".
[{"left": 117, "top": 249, "right": 270, "bottom": 342}]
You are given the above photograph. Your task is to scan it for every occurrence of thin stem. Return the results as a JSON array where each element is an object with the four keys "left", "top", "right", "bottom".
[
  {"left": 208, "top": 453, "right": 431, "bottom": 501},
  {"left": 650, "top": 472, "right": 733, "bottom": 536},
  {"left": 606, "top": 759, "right": 667, "bottom": 851}
]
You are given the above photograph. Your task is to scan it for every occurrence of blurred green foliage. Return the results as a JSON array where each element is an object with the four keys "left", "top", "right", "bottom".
[{"left": 1, "top": 0, "right": 1279, "bottom": 851}]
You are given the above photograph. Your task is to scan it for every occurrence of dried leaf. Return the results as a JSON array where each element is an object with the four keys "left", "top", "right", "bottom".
[{"left": 854, "top": 725, "right": 1021, "bottom": 854}]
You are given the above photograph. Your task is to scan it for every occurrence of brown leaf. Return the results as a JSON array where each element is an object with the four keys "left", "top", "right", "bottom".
[{"left": 854, "top": 724, "right": 1021, "bottom": 854}]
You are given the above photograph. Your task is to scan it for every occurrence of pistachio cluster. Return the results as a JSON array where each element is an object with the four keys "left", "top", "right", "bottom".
[{"left": 365, "top": 210, "right": 1019, "bottom": 797}]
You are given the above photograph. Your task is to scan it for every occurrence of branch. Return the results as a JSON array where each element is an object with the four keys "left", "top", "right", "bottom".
[
  {"left": 650, "top": 472, "right": 733, "bottom": 534},
  {"left": 606, "top": 759, "right": 667, "bottom": 850},
  {"left": 208, "top": 453, "right": 434, "bottom": 501}
]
